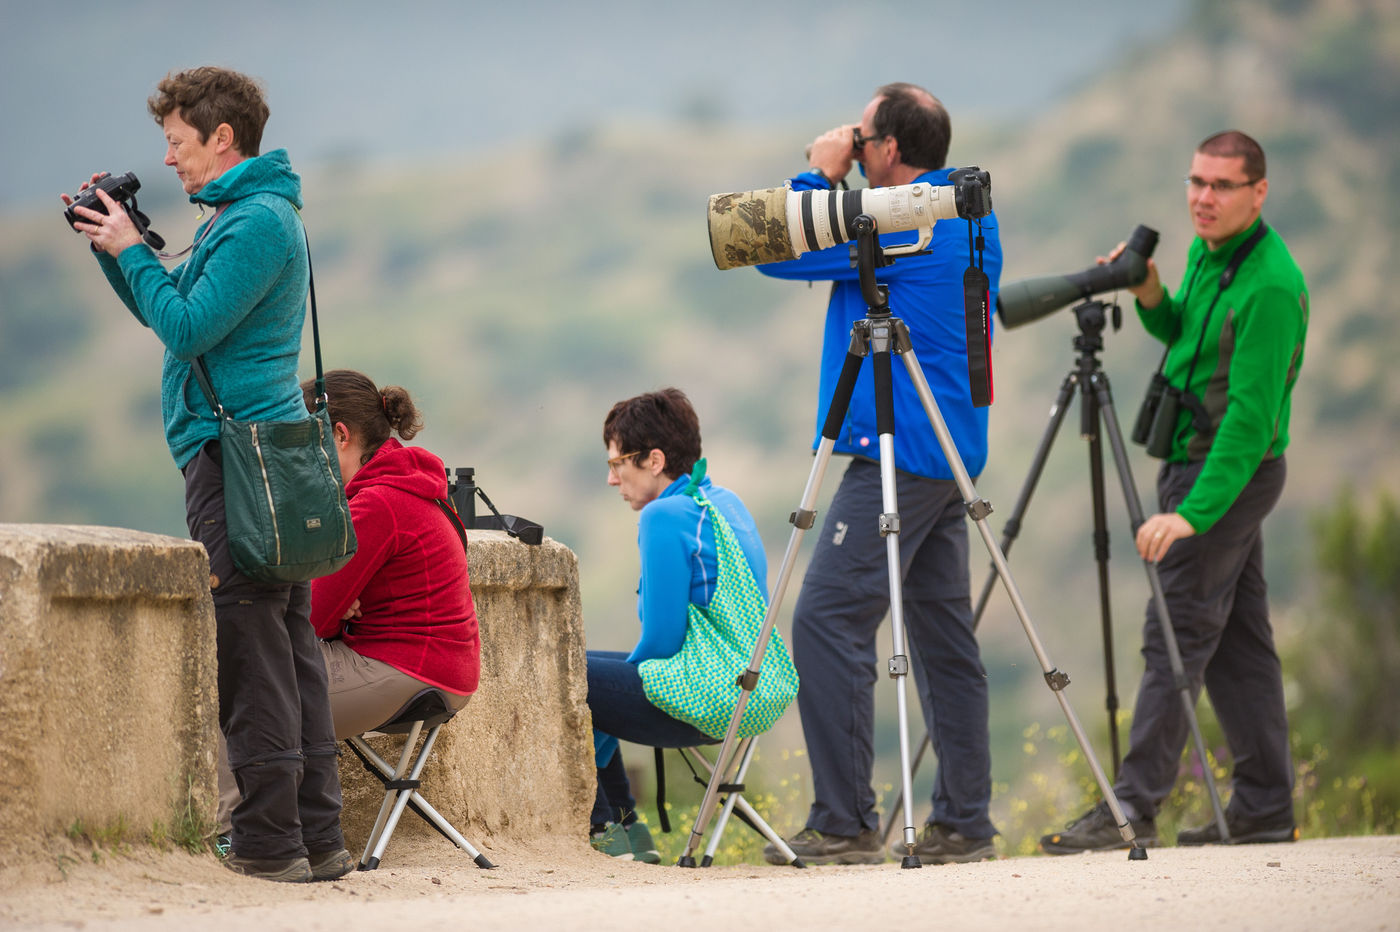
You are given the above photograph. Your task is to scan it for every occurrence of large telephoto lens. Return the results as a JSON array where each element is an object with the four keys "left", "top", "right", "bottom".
[{"left": 708, "top": 181, "right": 964, "bottom": 271}]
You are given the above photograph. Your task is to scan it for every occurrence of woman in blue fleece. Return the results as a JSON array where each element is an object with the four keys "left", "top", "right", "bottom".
[
  {"left": 587, "top": 388, "right": 768, "bottom": 862},
  {"left": 66, "top": 67, "right": 347, "bottom": 884}
]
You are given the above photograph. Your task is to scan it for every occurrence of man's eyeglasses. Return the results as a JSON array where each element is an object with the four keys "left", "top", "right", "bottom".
[
  {"left": 1185, "top": 175, "right": 1261, "bottom": 194},
  {"left": 852, "top": 127, "right": 886, "bottom": 154},
  {"left": 607, "top": 451, "right": 642, "bottom": 474}
]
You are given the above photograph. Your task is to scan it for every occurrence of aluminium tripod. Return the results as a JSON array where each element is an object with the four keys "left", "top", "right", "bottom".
[
  {"left": 880, "top": 297, "right": 1230, "bottom": 845},
  {"left": 678, "top": 218, "right": 1148, "bottom": 868}
]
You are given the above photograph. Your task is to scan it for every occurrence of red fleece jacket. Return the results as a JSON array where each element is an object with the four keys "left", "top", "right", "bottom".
[{"left": 311, "top": 438, "right": 479, "bottom": 695}]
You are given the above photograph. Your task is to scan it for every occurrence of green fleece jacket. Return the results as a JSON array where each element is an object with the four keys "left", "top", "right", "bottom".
[
  {"left": 97, "top": 149, "right": 309, "bottom": 468},
  {"left": 1138, "top": 217, "right": 1308, "bottom": 533}
]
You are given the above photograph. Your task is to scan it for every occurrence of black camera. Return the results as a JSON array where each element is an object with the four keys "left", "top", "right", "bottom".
[
  {"left": 949, "top": 167, "right": 992, "bottom": 220},
  {"left": 62, "top": 172, "right": 165, "bottom": 249}
]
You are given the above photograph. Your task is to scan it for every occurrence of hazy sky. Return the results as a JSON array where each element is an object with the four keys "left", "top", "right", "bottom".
[{"left": 2, "top": 0, "right": 1187, "bottom": 209}]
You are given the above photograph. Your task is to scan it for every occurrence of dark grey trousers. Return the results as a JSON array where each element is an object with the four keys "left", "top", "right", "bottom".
[
  {"left": 1114, "top": 455, "right": 1293, "bottom": 822},
  {"left": 792, "top": 458, "right": 994, "bottom": 839},
  {"left": 184, "top": 440, "right": 344, "bottom": 860}
]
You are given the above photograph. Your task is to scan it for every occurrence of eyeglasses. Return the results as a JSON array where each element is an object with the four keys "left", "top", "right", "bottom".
[
  {"left": 1185, "top": 175, "right": 1261, "bottom": 194},
  {"left": 852, "top": 127, "right": 886, "bottom": 153},
  {"left": 606, "top": 451, "right": 641, "bottom": 474}
]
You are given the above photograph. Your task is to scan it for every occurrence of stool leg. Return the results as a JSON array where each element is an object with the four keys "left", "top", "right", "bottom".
[{"left": 359, "top": 721, "right": 424, "bottom": 869}]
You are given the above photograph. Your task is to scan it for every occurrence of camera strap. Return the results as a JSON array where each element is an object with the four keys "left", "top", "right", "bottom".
[
  {"left": 1154, "top": 220, "right": 1270, "bottom": 438},
  {"left": 963, "top": 218, "right": 993, "bottom": 407},
  {"left": 157, "top": 203, "right": 228, "bottom": 261}
]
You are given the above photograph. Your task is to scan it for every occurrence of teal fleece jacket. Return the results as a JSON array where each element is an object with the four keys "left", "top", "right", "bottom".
[
  {"left": 1137, "top": 217, "right": 1308, "bottom": 533},
  {"left": 97, "top": 149, "right": 310, "bottom": 468}
]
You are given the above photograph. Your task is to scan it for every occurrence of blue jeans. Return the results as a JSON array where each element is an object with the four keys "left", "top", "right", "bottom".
[
  {"left": 792, "top": 459, "right": 994, "bottom": 839},
  {"left": 586, "top": 649, "right": 716, "bottom": 826}
]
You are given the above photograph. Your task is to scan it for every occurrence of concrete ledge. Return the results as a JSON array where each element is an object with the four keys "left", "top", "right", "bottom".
[
  {"left": 0, "top": 524, "right": 218, "bottom": 864},
  {"left": 336, "top": 529, "right": 593, "bottom": 850}
]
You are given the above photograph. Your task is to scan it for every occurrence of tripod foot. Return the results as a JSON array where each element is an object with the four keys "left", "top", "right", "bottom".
[
  {"left": 1128, "top": 845, "right": 1149, "bottom": 861},
  {"left": 792, "top": 857, "right": 807, "bottom": 869},
  {"left": 901, "top": 855, "right": 923, "bottom": 869},
  {"left": 700, "top": 855, "right": 713, "bottom": 867},
  {"left": 676, "top": 855, "right": 698, "bottom": 868},
  {"left": 473, "top": 854, "right": 496, "bottom": 869}
]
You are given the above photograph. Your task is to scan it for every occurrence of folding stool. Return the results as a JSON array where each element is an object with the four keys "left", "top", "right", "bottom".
[
  {"left": 658, "top": 737, "right": 801, "bottom": 867},
  {"left": 344, "top": 687, "right": 495, "bottom": 870}
]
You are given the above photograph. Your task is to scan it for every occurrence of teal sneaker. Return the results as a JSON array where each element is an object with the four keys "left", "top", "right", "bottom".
[
  {"left": 589, "top": 823, "right": 633, "bottom": 860},
  {"left": 624, "top": 821, "right": 661, "bottom": 864}
]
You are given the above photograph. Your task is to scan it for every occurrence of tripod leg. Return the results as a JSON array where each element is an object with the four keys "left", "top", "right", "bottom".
[
  {"left": 881, "top": 372, "right": 1079, "bottom": 845},
  {"left": 1083, "top": 388, "right": 1123, "bottom": 777},
  {"left": 679, "top": 348, "right": 867, "bottom": 866},
  {"left": 1092, "top": 373, "right": 1231, "bottom": 842},
  {"left": 869, "top": 333, "right": 923, "bottom": 869},
  {"left": 895, "top": 338, "right": 1146, "bottom": 858}
]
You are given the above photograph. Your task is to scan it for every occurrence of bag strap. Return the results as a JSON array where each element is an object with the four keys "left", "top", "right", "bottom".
[
  {"left": 433, "top": 497, "right": 471, "bottom": 555},
  {"left": 193, "top": 226, "right": 324, "bottom": 418}
]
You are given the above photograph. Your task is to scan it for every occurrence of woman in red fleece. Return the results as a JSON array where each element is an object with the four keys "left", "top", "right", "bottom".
[
  {"left": 303, "top": 370, "right": 480, "bottom": 737},
  {"left": 219, "top": 370, "right": 480, "bottom": 840}
]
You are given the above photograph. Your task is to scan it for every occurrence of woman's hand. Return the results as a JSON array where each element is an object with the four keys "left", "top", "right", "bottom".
[{"left": 62, "top": 179, "right": 142, "bottom": 257}]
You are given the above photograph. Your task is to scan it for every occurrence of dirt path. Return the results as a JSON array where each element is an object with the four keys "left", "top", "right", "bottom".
[{"left": 3, "top": 834, "right": 1397, "bottom": 931}]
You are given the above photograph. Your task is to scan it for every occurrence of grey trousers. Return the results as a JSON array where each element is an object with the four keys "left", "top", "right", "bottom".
[
  {"left": 792, "top": 458, "right": 994, "bottom": 839},
  {"left": 184, "top": 440, "right": 344, "bottom": 860},
  {"left": 1114, "top": 456, "right": 1294, "bottom": 822}
]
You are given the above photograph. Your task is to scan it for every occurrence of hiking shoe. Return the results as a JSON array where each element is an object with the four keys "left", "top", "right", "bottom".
[
  {"left": 222, "top": 854, "right": 313, "bottom": 882},
  {"left": 1040, "top": 802, "right": 1157, "bottom": 855},
  {"left": 889, "top": 823, "right": 997, "bottom": 864},
  {"left": 590, "top": 822, "right": 633, "bottom": 860},
  {"left": 308, "top": 847, "right": 357, "bottom": 881},
  {"left": 1177, "top": 811, "right": 1298, "bottom": 846},
  {"left": 213, "top": 834, "right": 232, "bottom": 859},
  {"left": 764, "top": 828, "right": 884, "bottom": 865},
  {"left": 624, "top": 821, "right": 661, "bottom": 864}
]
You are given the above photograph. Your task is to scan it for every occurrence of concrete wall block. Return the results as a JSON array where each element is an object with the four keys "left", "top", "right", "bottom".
[
  {"left": 337, "top": 530, "right": 594, "bottom": 850},
  {"left": 0, "top": 525, "right": 218, "bottom": 863}
]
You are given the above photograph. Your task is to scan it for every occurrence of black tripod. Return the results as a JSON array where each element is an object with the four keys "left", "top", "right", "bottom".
[
  {"left": 678, "top": 219, "right": 1148, "bottom": 868},
  {"left": 881, "top": 297, "right": 1230, "bottom": 845}
]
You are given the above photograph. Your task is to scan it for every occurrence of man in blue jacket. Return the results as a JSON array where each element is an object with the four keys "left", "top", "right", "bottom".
[
  {"left": 758, "top": 83, "right": 1002, "bottom": 864},
  {"left": 66, "top": 67, "right": 348, "bottom": 883}
]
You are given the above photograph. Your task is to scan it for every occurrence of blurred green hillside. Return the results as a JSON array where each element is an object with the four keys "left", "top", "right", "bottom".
[{"left": 2, "top": 0, "right": 1397, "bottom": 842}]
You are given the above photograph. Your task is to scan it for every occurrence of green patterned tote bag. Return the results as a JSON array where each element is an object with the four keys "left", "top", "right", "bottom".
[{"left": 638, "top": 468, "right": 799, "bottom": 739}]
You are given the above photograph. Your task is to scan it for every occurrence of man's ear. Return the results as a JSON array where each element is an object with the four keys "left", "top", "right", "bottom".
[{"left": 647, "top": 448, "right": 667, "bottom": 476}]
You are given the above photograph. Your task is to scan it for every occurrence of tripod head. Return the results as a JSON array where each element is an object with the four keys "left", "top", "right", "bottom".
[{"left": 1070, "top": 297, "right": 1122, "bottom": 358}]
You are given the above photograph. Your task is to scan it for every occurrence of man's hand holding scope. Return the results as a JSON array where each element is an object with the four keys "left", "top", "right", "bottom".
[
  {"left": 1100, "top": 239, "right": 1164, "bottom": 310},
  {"left": 804, "top": 123, "right": 860, "bottom": 186}
]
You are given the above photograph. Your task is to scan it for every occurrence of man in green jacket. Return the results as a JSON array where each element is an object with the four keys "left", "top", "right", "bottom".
[{"left": 1041, "top": 130, "right": 1308, "bottom": 852}]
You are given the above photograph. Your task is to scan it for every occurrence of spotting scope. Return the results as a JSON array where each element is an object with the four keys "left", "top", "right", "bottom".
[{"left": 996, "top": 225, "right": 1159, "bottom": 328}]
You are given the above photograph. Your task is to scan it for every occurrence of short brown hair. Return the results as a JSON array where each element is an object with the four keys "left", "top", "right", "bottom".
[
  {"left": 873, "top": 82, "right": 951, "bottom": 172},
  {"left": 603, "top": 388, "right": 702, "bottom": 480},
  {"left": 1197, "top": 130, "right": 1266, "bottom": 181},
  {"left": 147, "top": 67, "right": 270, "bottom": 156},
  {"left": 302, "top": 370, "right": 423, "bottom": 467}
]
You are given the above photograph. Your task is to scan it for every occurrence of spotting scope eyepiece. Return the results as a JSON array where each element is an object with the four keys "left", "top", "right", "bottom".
[{"left": 996, "top": 225, "right": 1159, "bottom": 329}]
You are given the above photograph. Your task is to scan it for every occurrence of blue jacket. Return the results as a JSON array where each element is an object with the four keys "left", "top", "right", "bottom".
[
  {"left": 758, "top": 168, "right": 1002, "bottom": 479},
  {"left": 626, "top": 469, "right": 767, "bottom": 664},
  {"left": 97, "top": 149, "right": 310, "bottom": 468}
]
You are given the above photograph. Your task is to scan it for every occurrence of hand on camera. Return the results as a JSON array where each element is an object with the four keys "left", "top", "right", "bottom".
[
  {"left": 806, "top": 124, "right": 858, "bottom": 186},
  {"left": 1101, "top": 241, "right": 1164, "bottom": 308},
  {"left": 64, "top": 184, "right": 142, "bottom": 257}
]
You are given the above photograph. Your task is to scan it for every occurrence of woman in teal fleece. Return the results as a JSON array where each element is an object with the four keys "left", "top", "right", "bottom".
[{"left": 66, "top": 67, "right": 348, "bottom": 884}]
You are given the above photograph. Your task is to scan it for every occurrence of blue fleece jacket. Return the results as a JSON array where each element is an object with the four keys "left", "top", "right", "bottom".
[
  {"left": 757, "top": 168, "right": 1002, "bottom": 479},
  {"left": 625, "top": 471, "right": 768, "bottom": 664},
  {"left": 96, "top": 149, "right": 310, "bottom": 468}
]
